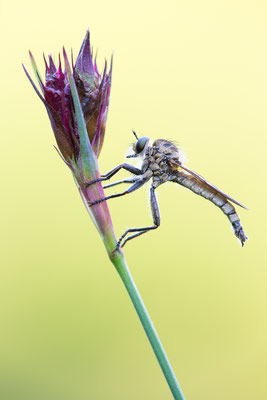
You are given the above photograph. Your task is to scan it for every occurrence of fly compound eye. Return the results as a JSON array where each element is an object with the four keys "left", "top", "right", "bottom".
[{"left": 136, "top": 136, "right": 148, "bottom": 154}]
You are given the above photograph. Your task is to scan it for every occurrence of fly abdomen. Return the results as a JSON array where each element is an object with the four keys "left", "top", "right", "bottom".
[
  {"left": 219, "top": 201, "right": 247, "bottom": 246},
  {"left": 172, "top": 171, "right": 248, "bottom": 246}
]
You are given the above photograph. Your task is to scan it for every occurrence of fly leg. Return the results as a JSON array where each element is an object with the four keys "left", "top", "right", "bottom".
[
  {"left": 88, "top": 179, "right": 147, "bottom": 206},
  {"left": 116, "top": 185, "right": 160, "bottom": 250},
  {"left": 85, "top": 164, "right": 142, "bottom": 187},
  {"left": 103, "top": 177, "right": 137, "bottom": 189}
]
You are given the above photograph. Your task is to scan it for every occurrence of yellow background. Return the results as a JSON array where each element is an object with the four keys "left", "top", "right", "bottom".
[{"left": 1, "top": 1, "right": 267, "bottom": 399}]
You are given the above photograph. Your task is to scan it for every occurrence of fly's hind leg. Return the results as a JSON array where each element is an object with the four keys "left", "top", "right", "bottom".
[{"left": 116, "top": 185, "right": 160, "bottom": 250}]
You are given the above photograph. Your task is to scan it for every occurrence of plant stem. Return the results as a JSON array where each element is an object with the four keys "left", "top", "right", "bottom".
[
  {"left": 66, "top": 54, "right": 185, "bottom": 398},
  {"left": 110, "top": 251, "right": 185, "bottom": 400}
]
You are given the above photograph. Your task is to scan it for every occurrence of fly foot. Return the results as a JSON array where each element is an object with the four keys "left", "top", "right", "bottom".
[
  {"left": 115, "top": 240, "right": 122, "bottom": 251},
  {"left": 88, "top": 198, "right": 106, "bottom": 207},
  {"left": 85, "top": 178, "right": 102, "bottom": 187}
]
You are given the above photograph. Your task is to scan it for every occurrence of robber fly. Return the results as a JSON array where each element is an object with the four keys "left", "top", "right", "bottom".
[{"left": 86, "top": 131, "right": 248, "bottom": 250}]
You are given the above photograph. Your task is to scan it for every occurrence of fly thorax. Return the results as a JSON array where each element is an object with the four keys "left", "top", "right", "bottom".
[{"left": 146, "top": 149, "right": 168, "bottom": 176}]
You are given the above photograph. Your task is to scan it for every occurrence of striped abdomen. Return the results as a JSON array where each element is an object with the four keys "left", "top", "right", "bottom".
[{"left": 172, "top": 171, "right": 248, "bottom": 246}]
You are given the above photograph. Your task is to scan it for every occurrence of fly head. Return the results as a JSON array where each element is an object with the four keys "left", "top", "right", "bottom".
[{"left": 127, "top": 130, "right": 150, "bottom": 158}]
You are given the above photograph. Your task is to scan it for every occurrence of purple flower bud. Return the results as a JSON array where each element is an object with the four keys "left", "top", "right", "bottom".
[
  {"left": 74, "top": 31, "right": 112, "bottom": 157},
  {"left": 23, "top": 30, "right": 112, "bottom": 163},
  {"left": 23, "top": 31, "right": 116, "bottom": 244}
]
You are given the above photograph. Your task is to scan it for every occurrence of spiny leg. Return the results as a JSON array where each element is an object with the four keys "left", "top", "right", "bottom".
[
  {"left": 103, "top": 177, "right": 137, "bottom": 189},
  {"left": 117, "top": 185, "right": 161, "bottom": 249},
  {"left": 88, "top": 179, "right": 147, "bottom": 206},
  {"left": 85, "top": 163, "right": 142, "bottom": 187}
]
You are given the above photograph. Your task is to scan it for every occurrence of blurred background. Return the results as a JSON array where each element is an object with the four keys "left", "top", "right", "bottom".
[{"left": 1, "top": 1, "right": 267, "bottom": 399}]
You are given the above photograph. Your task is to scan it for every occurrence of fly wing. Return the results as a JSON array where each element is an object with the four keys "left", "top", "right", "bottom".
[
  {"left": 171, "top": 167, "right": 248, "bottom": 245},
  {"left": 171, "top": 161, "right": 248, "bottom": 210}
]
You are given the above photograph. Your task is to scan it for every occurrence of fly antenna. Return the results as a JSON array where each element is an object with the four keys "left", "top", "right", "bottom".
[{"left": 132, "top": 129, "right": 138, "bottom": 140}]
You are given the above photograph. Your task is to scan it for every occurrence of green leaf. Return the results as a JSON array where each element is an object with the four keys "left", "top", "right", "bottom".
[{"left": 29, "top": 51, "right": 44, "bottom": 93}]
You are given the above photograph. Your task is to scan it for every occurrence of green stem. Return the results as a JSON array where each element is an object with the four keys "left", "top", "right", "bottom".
[
  {"left": 110, "top": 252, "right": 185, "bottom": 400},
  {"left": 64, "top": 47, "right": 184, "bottom": 399}
]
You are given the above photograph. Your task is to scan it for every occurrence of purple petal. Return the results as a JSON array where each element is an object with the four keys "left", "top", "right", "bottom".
[
  {"left": 75, "top": 30, "right": 94, "bottom": 79},
  {"left": 48, "top": 55, "right": 57, "bottom": 74}
]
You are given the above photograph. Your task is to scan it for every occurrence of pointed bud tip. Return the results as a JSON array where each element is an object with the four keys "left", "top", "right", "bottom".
[
  {"left": 74, "top": 30, "right": 94, "bottom": 77},
  {"left": 71, "top": 48, "right": 74, "bottom": 69},
  {"left": 110, "top": 53, "right": 114, "bottom": 71},
  {"left": 62, "top": 46, "right": 68, "bottom": 61},
  {"left": 22, "top": 62, "right": 46, "bottom": 103},
  {"left": 63, "top": 47, "right": 71, "bottom": 73},
  {"left": 29, "top": 51, "right": 37, "bottom": 70},
  {"left": 22, "top": 63, "right": 27, "bottom": 73},
  {"left": 85, "top": 29, "right": 90, "bottom": 40}
]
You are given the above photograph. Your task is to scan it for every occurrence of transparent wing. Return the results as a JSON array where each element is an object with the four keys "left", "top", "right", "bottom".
[{"left": 172, "top": 161, "right": 248, "bottom": 210}]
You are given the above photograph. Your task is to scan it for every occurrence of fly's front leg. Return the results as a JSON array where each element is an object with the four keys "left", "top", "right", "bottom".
[
  {"left": 84, "top": 163, "right": 142, "bottom": 187},
  {"left": 88, "top": 179, "right": 147, "bottom": 207},
  {"left": 116, "top": 185, "right": 161, "bottom": 250}
]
